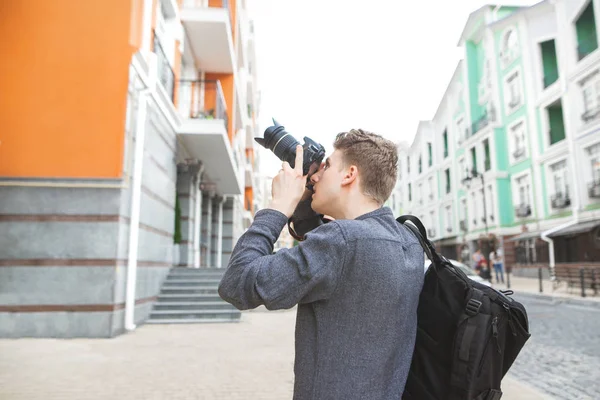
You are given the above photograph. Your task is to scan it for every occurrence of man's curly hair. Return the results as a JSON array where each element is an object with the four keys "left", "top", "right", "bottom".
[{"left": 333, "top": 129, "right": 398, "bottom": 205}]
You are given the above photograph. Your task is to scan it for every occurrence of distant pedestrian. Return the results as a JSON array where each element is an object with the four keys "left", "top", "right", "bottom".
[{"left": 490, "top": 250, "right": 504, "bottom": 283}]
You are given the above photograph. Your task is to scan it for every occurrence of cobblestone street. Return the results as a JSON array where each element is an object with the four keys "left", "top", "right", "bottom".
[{"left": 507, "top": 295, "right": 600, "bottom": 400}]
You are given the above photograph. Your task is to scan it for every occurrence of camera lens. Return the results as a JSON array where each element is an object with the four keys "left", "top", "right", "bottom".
[{"left": 255, "top": 119, "right": 300, "bottom": 168}]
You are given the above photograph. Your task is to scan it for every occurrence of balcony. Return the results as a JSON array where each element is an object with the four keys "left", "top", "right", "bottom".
[
  {"left": 153, "top": 33, "right": 175, "bottom": 102},
  {"left": 180, "top": 0, "right": 235, "bottom": 73},
  {"left": 589, "top": 179, "right": 600, "bottom": 198},
  {"left": 177, "top": 80, "right": 241, "bottom": 195},
  {"left": 515, "top": 203, "right": 532, "bottom": 218},
  {"left": 551, "top": 192, "right": 571, "bottom": 209},
  {"left": 470, "top": 107, "right": 495, "bottom": 137},
  {"left": 581, "top": 106, "right": 600, "bottom": 123},
  {"left": 513, "top": 147, "right": 526, "bottom": 160},
  {"left": 459, "top": 220, "right": 467, "bottom": 232}
]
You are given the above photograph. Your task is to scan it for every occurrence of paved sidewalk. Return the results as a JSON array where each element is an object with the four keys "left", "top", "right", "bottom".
[
  {"left": 0, "top": 307, "right": 549, "bottom": 399},
  {"left": 493, "top": 275, "right": 600, "bottom": 306}
]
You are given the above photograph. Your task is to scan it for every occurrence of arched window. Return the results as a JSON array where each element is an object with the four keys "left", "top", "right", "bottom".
[{"left": 501, "top": 28, "right": 519, "bottom": 67}]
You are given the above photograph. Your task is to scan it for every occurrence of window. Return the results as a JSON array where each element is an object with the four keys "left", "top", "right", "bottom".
[
  {"left": 397, "top": 159, "right": 402, "bottom": 180},
  {"left": 460, "top": 198, "right": 467, "bottom": 224},
  {"left": 407, "top": 156, "right": 410, "bottom": 174},
  {"left": 501, "top": 29, "right": 519, "bottom": 67},
  {"left": 445, "top": 168, "right": 451, "bottom": 194},
  {"left": 471, "top": 192, "right": 478, "bottom": 226},
  {"left": 581, "top": 73, "right": 600, "bottom": 122},
  {"left": 587, "top": 143, "right": 600, "bottom": 181},
  {"left": 487, "top": 184, "right": 495, "bottom": 221},
  {"left": 419, "top": 183, "right": 423, "bottom": 204},
  {"left": 586, "top": 143, "right": 600, "bottom": 197},
  {"left": 509, "top": 120, "right": 527, "bottom": 163},
  {"left": 505, "top": 70, "right": 522, "bottom": 112},
  {"left": 418, "top": 156, "right": 422, "bottom": 174},
  {"left": 445, "top": 206, "right": 453, "bottom": 232},
  {"left": 470, "top": 147, "right": 478, "bottom": 174},
  {"left": 459, "top": 157, "right": 466, "bottom": 182},
  {"left": 428, "top": 143, "right": 433, "bottom": 167},
  {"left": 483, "top": 139, "right": 491, "bottom": 171},
  {"left": 550, "top": 160, "right": 569, "bottom": 198},
  {"left": 516, "top": 175, "right": 531, "bottom": 206},
  {"left": 443, "top": 130, "right": 449, "bottom": 158},
  {"left": 408, "top": 183, "right": 412, "bottom": 202},
  {"left": 428, "top": 177, "right": 435, "bottom": 200},
  {"left": 429, "top": 211, "right": 436, "bottom": 237},
  {"left": 456, "top": 117, "right": 466, "bottom": 144}
]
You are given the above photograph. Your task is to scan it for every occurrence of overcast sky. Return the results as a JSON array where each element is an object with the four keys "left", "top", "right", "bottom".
[{"left": 248, "top": 0, "right": 539, "bottom": 172}]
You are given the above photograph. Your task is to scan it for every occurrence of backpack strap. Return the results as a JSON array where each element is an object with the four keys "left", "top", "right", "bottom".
[
  {"left": 451, "top": 287, "right": 486, "bottom": 390},
  {"left": 397, "top": 215, "right": 443, "bottom": 267}
]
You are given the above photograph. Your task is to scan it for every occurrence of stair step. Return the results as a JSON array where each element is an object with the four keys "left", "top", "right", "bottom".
[
  {"left": 146, "top": 318, "right": 240, "bottom": 324},
  {"left": 157, "top": 294, "right": 222, "bottom": 301},
  {"left": 153, "top": 302, "right": 235, "bottom": 311},
  {"left": 149, "top": 309, "right": 241, "bottom": 321},
  {"left": 160, "top": 286, "right": 219, "bottom": 295},
  {"left": 164, "top": 279, "right": 221, "bottom": 285}
]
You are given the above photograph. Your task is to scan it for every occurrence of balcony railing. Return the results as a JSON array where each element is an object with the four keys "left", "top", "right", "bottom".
[
  {"left": 182, "top": 0, "right": 232, "bottom": 26},
  {"left": 470, "top": 107, "right": 495, "bottom": 137},
  {"left": 427, "top": 228, "right": 436, "bottom": 238},
  {"left": 153, "top": 32, "right": 175, "bottom": 102},
  {"left": 515, "top": 203, "right": 532, "bottom": 218},
  {"left": 588, "top": 179, "right": 600, "bottom": 199},
  {"left": 551, "top": 192, "right": 571, "bottom": 209},
  {"left": 179, "top": 80, "right": 228, "bottom": 130},
  {"left": 543, "top": 75, "right": 558, "bottom": 88},
  {"left": 581, "top": 106, "right": 600, "bottom": 123},
  {"left": 459, "top": 220, "right": 467, "bottom": 232},
  {"left": 513, "top": 147, "right": 526, "bottom": 159}
]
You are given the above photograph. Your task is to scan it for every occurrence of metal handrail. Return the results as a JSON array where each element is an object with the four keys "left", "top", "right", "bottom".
[{"left": 179, "top": 80, "right": 229, "bottom": 130}]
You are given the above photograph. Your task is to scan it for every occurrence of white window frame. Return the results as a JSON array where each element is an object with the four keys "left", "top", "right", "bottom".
[
  {"left": 418, "top": 183, "right": 423, "bottom": 205},
  {"left": 585, "top": 141, "right": 600, "bottom": 197},
  {"left": 458, "top": 157, "right": 466, "bottom": 183},
  {"left": 500, "top": 27, "right": 519, "bottom": 68},
  {"left": 455, "top": 115, "right": 466, "bottom": 145},
  {"left": 445, "top": 205, "right": 453, "bottom": 233},
  {"left": 486, "top": 184, "right": 495, "bottom": 223},
  {"left": 504, "top": 67, "right": 524, "bottom": 115},
  {"left": 470, "top": 191, "right": 479, "bottom": 229},
  {"left": 460, "top": 198, "right": 467, "bottom": 225},
  {"left": 508, "top": 118, "right": 528, "bottom": 165},
  {"left": 547, "top": 158, "right": 570, "bottom": 210},
  {"left": 428, "top": 176, "right": 435, "bottom": 200},
  {"left": 580, "top": 71, "right": 600, "bottom": 123},
  {"left": 511, "top": 171, "right": 533, "bottom": 211}
]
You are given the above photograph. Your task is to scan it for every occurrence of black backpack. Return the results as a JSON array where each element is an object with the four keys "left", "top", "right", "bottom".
[{"left": 397, "top": 215, "right": 531, "bottom": 400}]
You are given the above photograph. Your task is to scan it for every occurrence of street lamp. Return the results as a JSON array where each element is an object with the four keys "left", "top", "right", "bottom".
[{"left": 461, "top": 167, "right": 488, "bottom": 235}]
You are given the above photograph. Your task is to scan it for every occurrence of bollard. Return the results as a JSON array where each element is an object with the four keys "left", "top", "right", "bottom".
[
  {"left": 580, "top": 267, "right": 586, "bottom": 298},
  {"left": 538, "top": 267, "right": 543, "bottom": 293}
]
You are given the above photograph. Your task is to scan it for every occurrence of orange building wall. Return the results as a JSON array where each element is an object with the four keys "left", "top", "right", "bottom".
[
  {"left": 0, "top": 0, "right": 139, "bottom": 179},
  {"left": 205, "top": 73, "right": 234, "bottom": 143},
  {"left": 245, "top": 187, "right": 254, "bottom": 212}
]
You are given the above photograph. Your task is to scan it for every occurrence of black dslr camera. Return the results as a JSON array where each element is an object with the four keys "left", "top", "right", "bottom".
[{"left": 255, "top": 119, "right": 326, "bottom": 178}]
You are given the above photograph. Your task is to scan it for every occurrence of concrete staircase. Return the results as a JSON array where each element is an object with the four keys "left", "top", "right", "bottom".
[{"left": 147, "top": 267, "right": 241, "bottom": 324}]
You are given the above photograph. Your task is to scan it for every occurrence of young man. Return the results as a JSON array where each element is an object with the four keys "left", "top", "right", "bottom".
[{"left": 218, "top": 129, "right": 424, "bottom": 400}]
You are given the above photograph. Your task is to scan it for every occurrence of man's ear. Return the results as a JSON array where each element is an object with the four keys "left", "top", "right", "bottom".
[{"left": 341, "top": 165, "right": 358, "bottom": 187}]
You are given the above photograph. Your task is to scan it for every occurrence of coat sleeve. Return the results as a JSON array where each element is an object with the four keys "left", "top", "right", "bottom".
[{"left": 218, "top": 209, "right": 347, "bottom": 311}]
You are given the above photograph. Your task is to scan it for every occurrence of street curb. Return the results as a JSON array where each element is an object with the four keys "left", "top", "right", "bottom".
[{"left": 510, "top": 290, "right": 600, "bottom": 309}]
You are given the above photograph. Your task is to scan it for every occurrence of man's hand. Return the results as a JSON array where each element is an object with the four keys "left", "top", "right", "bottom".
[{"left": 268, "top": 145, "right": 307, "bottom": 218}]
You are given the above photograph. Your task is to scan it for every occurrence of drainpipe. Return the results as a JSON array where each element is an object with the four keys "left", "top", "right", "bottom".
[{"left": 125, "top": 52, "right": 156, "bottom": 332}]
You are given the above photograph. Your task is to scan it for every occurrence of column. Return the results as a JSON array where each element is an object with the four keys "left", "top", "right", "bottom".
[
  {"left": 176, "top": 161, "right": 202, "bottom": 267},
  {"left": 216, "top": 197, "right": 225, "bottom": 268},
  {"left": 205, "top": 191, "right": 214, "bottom": 267}
]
